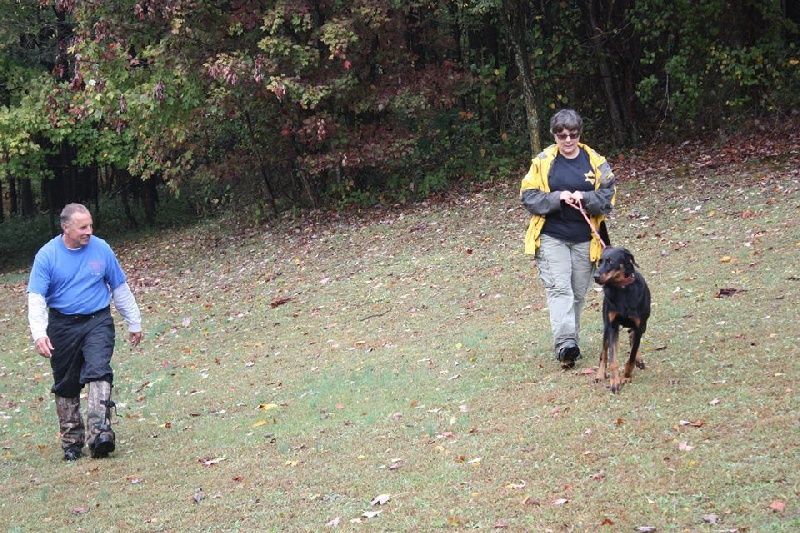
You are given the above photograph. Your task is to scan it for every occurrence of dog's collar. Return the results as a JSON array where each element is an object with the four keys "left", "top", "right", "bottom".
[{"left": 616, "top": 274, "right": 637, "bottom": 288}]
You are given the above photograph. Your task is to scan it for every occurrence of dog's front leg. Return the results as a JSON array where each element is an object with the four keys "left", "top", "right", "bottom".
[
  {"left": 628, "top": 328, "right": 646, "bottom": 370},
  {"left": 623, "top": 325, "right": 643, "bottom": 385},
  {"left": 596, "top": 333, "right": 609, "bottom": 384},
  {"left": 608, "top": 324, "right": 622, "bottom": 393}
]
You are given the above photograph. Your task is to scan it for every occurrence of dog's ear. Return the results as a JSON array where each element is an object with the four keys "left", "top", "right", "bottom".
[{"left": 623, "top": 248, "right": 639, "bottom": 272}]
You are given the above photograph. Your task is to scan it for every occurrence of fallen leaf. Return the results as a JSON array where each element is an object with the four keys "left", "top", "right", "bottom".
[
  {"left": 198, "top": 456, "right": 226, "bottom": 466},
  {"left": 370, "top": 494, "right": 391, "bottom": 506},
  {"left": 635, "top": 527, "right": 657, "bottom": 532},
  {"left": 70, "top": 508, "right": 88, "bottom": 515},
  {"left": 552, "top": 498, "right": 569, "bottom": 506},
  {"left": 362, "top": 510, "right": 382, "bottom": 519},
  {"left": 521, "top": 495, "right": 540, "bottom": 506},
  {"left": 325, "top": 516, "right": 341, "bottom": 528},
  {"left": 257, "top": 403, "right": 279, "bottom": 411},
  {"left": 702, "top": 513, "right": 719, "bottom": 523},
  {"left": 494, "top": 519, "right": 509, "bottom": 528},
  {"left": 270, "top": 297, "right": 292, "bottom": 308},
  {"left": 678, "top": 442, "right": 694, "bottom": 451},
  {"left": 589, "top": 471, "right": 606, "bottom": 481},
  {"left": 769, "top": 500, "right": 786, "bottom": 513}
]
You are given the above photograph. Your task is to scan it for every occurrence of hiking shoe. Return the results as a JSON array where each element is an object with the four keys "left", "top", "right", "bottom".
[
  {"left": 89, "top": 433, "right": 115, "bottom": 459},
  {"left": 63, "top": 445, "right": 83, "bottom": 461},
  {"left": 558, "top": 343, "right": 581, "bottom": 369}
]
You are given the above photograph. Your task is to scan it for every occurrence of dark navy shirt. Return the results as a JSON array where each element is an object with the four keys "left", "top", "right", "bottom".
[{"left": 541, "top": 149, "right": 594, "bottom": 243}]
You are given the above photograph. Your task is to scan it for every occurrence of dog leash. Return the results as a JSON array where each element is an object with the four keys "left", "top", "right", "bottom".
[{"left": 569, "top": 199, "right": 607, "bottom": 248}]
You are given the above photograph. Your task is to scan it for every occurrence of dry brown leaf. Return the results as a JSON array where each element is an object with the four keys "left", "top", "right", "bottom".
[
  {"left": 521, "top": 496, "right": 540, "bottom": 506},
  {"left": 589, "top": 471, "right": 606, "bottom": 481},
  {"left": 769, "top": 500, "right": 786, "bottom": 513}
]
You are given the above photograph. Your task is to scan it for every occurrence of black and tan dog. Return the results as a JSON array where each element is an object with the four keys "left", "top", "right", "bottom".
[{"left": 593, "top": 247, "right": 651, "bottom": 393}]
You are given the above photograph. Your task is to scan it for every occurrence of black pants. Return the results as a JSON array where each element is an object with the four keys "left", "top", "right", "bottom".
[{"left": 47, "top": 307, "right": 115, "bottom": 398}]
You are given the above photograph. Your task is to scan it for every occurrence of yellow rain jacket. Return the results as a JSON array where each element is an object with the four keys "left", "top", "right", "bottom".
[{"left": 520, "top": 143, "right": 616, "bottom": 264}]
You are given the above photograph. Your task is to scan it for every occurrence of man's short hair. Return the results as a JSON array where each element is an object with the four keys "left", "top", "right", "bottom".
[{"left": 60, "top": 203, "right": 90, "bottom": 227}]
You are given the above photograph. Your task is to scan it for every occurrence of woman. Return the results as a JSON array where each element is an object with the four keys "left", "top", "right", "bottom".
[{"left": 520, "top": 109, "right": 616, "bottom": 368}]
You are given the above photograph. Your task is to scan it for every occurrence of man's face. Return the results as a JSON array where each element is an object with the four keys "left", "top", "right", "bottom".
[{"left": 62, "top": 212, "right": 93, "bottom": 249}]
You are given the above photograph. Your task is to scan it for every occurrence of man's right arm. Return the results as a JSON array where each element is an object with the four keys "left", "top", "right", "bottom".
[{"left": 28, "top": 292, "right": 48, "bottom": 342}]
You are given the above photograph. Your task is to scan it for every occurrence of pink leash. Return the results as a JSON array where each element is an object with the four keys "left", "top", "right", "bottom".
[{"left": 569, "top": 199, "right": 607, "bottom": 248}]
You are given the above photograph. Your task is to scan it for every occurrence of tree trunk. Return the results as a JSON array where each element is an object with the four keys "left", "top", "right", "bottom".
[
  {"left": 143, "top": 177, "right": 158, "bottom": 226},
  {"left": 584, "top": 0, "right": 627, "bottom": 147},
  {"left": 501, "top": 0, "right": 541, "bottom": 157},
  {"left": 21, "top": 178, "right": 35, "bottom": 218},
  {"left": 9, "top": 177, "right": 18, "bottom": 216},
  {"left": 116, "top": 169, "right": 139, "bottom": 229}
]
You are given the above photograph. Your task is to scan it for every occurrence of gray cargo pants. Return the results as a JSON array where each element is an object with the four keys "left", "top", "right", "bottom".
[{"left": 535, "top": 234, "right": 595, "bottom": 356}]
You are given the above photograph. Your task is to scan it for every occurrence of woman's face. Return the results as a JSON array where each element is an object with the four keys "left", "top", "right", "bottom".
[{"left": 554, "top": 129, "right": 581, "bottom": 158}]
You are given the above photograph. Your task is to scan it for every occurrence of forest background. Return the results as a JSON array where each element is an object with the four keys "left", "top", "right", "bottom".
[{"left": 1, "top": 0, "right": 799, "bottom": 248}]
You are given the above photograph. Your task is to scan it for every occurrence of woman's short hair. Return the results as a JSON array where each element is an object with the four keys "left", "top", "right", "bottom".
[{"left": 550, "top": 109, "right": 583, "bottom": 134}]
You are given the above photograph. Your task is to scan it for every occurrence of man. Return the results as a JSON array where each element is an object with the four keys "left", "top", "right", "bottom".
[{"left": 27, "top": 203, "right": 142, "bottom": 460}]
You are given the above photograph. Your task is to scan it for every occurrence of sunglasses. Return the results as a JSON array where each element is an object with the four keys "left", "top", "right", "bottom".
[{"left": 555, "top": 132, "right": 580, "bottom": 141}]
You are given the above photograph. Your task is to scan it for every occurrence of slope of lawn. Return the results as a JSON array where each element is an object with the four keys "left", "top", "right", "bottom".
[{"left": 1, "top": 132, "right": 798, "bottom": 532}]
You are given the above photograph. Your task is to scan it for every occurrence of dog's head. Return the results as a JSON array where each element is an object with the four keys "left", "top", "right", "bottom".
[{"left": 594, "top": 247, "right": 638, "bottom": 286}]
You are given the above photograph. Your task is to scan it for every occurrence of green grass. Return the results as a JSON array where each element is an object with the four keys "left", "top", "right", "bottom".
[{"left": 1, "top": 156, "right": 798, "bottom": 531}]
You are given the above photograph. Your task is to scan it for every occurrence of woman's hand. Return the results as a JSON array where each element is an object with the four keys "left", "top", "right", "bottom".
[{"left": 559, "top": 191, "right": 584, "bottom": 205}]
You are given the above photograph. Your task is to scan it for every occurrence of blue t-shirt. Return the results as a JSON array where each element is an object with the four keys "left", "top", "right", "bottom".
[{"left": 28, "top": 235, "right": 127, "bottom": 315}]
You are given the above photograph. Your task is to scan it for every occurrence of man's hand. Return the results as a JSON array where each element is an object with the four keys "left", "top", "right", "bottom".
[
  {"left": 129, "top": 331, "right": 142, "bottom": 348},
  {"left": 34, "top": 336, "right": 54, "bottom": 358}
]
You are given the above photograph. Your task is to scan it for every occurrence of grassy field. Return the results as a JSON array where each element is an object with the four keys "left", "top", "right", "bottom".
[{"left": 0, "top": 141, "right": 798, "bottom": 532}]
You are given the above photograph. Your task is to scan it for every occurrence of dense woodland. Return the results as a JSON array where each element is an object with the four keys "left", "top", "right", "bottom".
[{"left": 1, "top": 0, "right": 798, "bottom": 226}]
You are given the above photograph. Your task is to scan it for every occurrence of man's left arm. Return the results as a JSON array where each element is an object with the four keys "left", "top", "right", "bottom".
[{"left": 111, "top": 282, "right": 142, "bottom": 347}]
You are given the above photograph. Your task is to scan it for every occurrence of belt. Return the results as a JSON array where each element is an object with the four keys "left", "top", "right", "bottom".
[{"left": 49, "top": 306, "right": 110, "bottom": 320}]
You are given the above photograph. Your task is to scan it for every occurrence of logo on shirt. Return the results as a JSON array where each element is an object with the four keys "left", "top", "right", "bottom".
[
  {"left": 584, "top": 171, "right": 596, "bottom": 186},
  {"left": 88, "top": 260, "right": 105, "bottom": 277}
]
